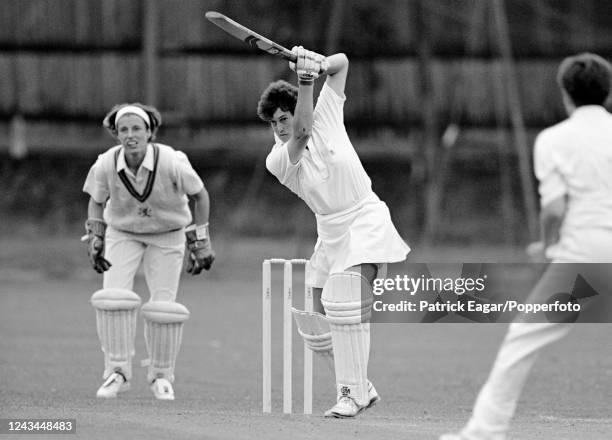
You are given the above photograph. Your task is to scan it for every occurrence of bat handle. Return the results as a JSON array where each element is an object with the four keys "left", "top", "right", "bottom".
[{"left": 283, "top": 52, "right": 297, "bottom": 63}]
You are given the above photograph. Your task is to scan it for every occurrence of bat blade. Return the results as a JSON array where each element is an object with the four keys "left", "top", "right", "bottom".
[{"left": 205, "top": 11, "right": 296, "bottom": 62}]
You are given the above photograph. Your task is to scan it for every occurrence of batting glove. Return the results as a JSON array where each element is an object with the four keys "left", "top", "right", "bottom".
[
  {"left": 185, "top": 223, "right": 215, "bottom": 275},
  {"left": 290, "top": 46, "right": 326, "bottom": 84},
  {"left": 84, "top": 218, "right": 112, "bottom": 273}
]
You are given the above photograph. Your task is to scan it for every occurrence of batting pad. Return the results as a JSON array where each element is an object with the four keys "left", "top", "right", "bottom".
[
  {"left": 321, "top": 271, "right": 374, "bottom": 407},
  {"left": 90, "top": 288, "right": 142, "bottom": 380},
  {"left": 292, "top": 308, "right": 334, "bottom": 372},
  {"left": 141, "top": 301, "right": 190, "bottom": 383}
]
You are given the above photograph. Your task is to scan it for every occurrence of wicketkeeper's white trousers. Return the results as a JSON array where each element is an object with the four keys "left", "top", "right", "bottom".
[{"left": 103, "top": 227, "right": 185, "bottom": 302}]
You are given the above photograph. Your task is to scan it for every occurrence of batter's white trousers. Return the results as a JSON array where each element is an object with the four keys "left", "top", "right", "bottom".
[{"left": 103, "top": 227, "right": 185, "bottom": 302}]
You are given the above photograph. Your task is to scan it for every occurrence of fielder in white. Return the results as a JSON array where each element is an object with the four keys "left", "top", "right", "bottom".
[
  {"left": 441, "top": 53, "right": 612, "bottom": 439},
  {"left": 258, "top": 46, "right": 410, "bottom": 417},
  {"left": 83, "top": 103, "right": 215, "bottom": 400}
]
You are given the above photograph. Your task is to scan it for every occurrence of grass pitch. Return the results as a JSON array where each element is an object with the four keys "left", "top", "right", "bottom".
[{"left": 1, "top": 236, "right": 611, "bottom": 439}]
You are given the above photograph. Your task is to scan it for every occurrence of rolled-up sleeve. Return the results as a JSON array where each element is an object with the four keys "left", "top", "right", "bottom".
[{"left": 534, "top": 133, "right": 567, "bottom": 206}]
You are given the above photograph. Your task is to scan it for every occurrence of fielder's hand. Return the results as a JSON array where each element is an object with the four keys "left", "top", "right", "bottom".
[
  {"left": 526, "top": 241, "right": 549, "bottom": 263},
  {"left": 290, "top": 46, "right": 326, "bottom": 83},
  {"left": 185, "top": 224, "right": 215, "bottom": 275},
  {"left": 84, "top": 218, "right": 112, "bottom": 273}
]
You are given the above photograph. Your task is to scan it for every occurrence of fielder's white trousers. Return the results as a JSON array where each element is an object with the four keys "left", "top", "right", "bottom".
[
  {"left": 461, "top": 322, "right": 571, "bottom": 440},
  {"left": 103, "top": 226, "right": 185, "bottom": 302},
  {"left": 460, "top": 262, "right": 612, "bottom": 440}
]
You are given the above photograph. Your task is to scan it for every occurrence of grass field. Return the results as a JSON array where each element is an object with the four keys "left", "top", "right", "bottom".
[{"left": 1, "top": 235, "right": 611, "bottom": 439}]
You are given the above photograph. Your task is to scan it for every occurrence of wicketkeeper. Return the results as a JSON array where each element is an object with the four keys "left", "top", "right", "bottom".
[
  {"left": 83, "top": 103, "right": 215, "bottom": 400},
  {"left": 257, "top": 46, "right": 410, "bottom": 417}
]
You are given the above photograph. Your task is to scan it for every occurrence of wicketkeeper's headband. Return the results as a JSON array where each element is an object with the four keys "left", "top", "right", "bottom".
[{"left": 115, "top": 105, "right": 151, "bottom": 127}]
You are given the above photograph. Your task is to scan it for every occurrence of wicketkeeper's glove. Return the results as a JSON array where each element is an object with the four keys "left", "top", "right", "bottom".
[
  {"left": 185, "top": 223, "right": 215, "bottom": 275},
  {"left": 290, "top": 46, "right": 327, "bottom": 84},
  {"left": 84, "top": 218, "right": 112, "bottom": 273}
]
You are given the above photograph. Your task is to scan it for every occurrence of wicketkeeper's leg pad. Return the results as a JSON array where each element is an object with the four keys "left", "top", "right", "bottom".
[
  {"left": 141, "top": 301, "right": 190, "bottom": 383},
  {"left": 321, "top": 271, "right": 374, "bottom": 407},
  {"left": 90, "top": 288, "right": 142, "bottom": 381},
  {"left": 292, "top": 308, "right": 334, "bottom": 371}
]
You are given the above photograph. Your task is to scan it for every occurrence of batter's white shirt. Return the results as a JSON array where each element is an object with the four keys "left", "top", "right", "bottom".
[
  {"left": 534, "top": 105, "right": 612, "bottom": 262},
  {"left": 266, "top": 83, "right": 372, "bottom": 215},
  {"left": 266, "top": 82, "right": 410, "bottom": 280},
  {"left": 83, "top": 143, "right": 204, "bottom": 234}
]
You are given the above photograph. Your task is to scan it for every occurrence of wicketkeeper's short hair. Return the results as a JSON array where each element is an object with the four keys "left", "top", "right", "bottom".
[
  {"left": 257, "top": 80, "right": 298, "bottom": 122},
  {"left": 557, "top": 53, "right": 612, "bottom": 107}
]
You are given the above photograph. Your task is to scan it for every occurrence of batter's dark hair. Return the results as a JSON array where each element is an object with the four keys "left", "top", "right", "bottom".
[
  {"left": 103, "top": 102, "right": 162, "bottom": 141},
  {"left": 557, "top": 53, "right": 612, "bottom": 107},
  {"left": 256, "top": 80, "right": 298, "bottom": 122}
]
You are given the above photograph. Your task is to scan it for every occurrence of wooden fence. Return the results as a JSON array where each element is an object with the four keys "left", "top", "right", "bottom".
[
  {"left": 1, "top": 0, "right": 611, "bottom": 55},
  {"left": 2, "top": 0, "right": 611, "bottom": 243},
  {"left": 0, "top": 0, "right": 609, "bottom": 157}
]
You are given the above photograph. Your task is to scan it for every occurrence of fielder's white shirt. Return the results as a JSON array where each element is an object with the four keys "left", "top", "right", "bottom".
[
  {"left": 534, "top": 105, "right": 612, "bottom": 262},
  {"left": 83, "top": 143, "right": 204, "bottom": 234}
]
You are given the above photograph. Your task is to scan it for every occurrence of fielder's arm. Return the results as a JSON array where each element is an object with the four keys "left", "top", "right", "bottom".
[
  {"left": 540, "top": 194, "right": 567, "bottom": 249},
  {"left": 186, "top": 187, "right": 214, "bottom": 274},
  {"left": 85, "top": 197, "right": 112, "bottom": 272},
  {"left": 88, "top": 197, "right": 105, "bottom": 219},
  {"left": 188, "top": 187, "right": 210, "bottom": 226}
]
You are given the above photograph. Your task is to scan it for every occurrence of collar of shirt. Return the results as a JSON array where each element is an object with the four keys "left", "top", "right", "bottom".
[
  {"left": 116, "top": 143, "right": 155, "bottom": 177},
  {"left": 571, "top": 105, "right": 609, "bottom": 120}
]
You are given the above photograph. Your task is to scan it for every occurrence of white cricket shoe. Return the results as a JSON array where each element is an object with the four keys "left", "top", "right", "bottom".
[
  {"left": 439, "top": 434, "right": 466, "bottom": 440},
  {"left": 96, "top": 372, "right": 129, "bottom": 398},
  {"left": 150, "top": 377, "right": 174, "bottom": 400},
  {"left": 324, "top": 382, "right": 380, "bottom": 418},
  {"left": 366, "top": 381, "right": 380, "bottom": 408},
  {"left": 324, "top": 396, "right": 364, "bottom": 418}
]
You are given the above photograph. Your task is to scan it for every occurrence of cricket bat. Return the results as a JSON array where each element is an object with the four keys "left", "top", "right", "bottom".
[{"left": 205, "top": 11, "right": 297, "bottom": 62}]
